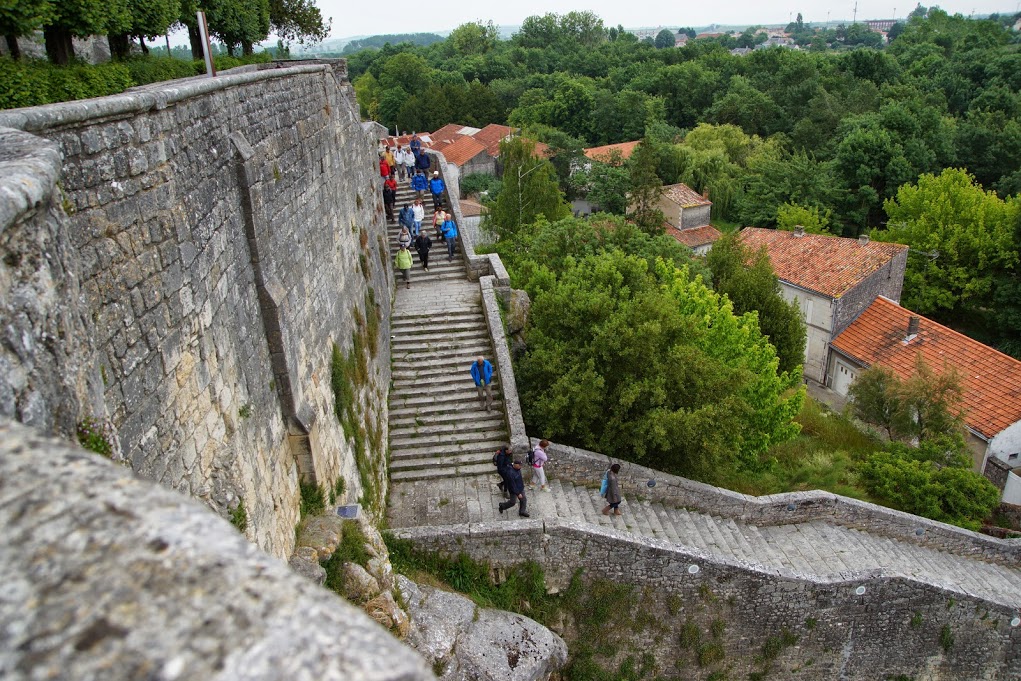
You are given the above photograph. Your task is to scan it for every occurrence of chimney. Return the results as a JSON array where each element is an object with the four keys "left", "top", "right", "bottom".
[
  {"left": 793, "top": 226, "right": 805, "bottom": 237},
  {"left": 858, "top": 234, "right": 870, "bottom": 245},
  {"left": 907, "top": 315, "right": 920, "bottom": 338}
]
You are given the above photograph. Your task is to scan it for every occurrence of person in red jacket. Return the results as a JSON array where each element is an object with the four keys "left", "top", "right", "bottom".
[{"left": 379, "top": 155, "right": 390, "bottom": 179}]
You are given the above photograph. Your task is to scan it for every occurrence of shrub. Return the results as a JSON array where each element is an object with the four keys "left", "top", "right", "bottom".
[
  {"left": 76, "top": 416, "right": 116, "bottom": 457},
  {"left": 0, "top": 58, "right": 133, "bottom": 110}
]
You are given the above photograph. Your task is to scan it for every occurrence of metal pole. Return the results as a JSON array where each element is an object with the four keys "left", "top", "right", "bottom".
[{"left": 197, "top": 11, "right": 216, "bottom": 77}]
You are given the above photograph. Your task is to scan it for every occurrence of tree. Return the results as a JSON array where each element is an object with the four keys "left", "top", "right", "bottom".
[
  {"left": 487, "top": 137, "right": 570, "bottom": 239},
  {"left": 108, "top": 0, "right": 180, "bottom": 59},
  {"left": 513, "top": 248, "right": 802, "bottom": 481},
  {"left": 776, "top": 202, "right": 832, "bottom": 234},
  {"left": 626, "top": 139, "right": 665, "bottom": 234},
  {"left": 448, "top": 20, "right": 498, "bottom": 56},
  {"left": 873, "top": 168, "right": 1020, "bottom": 328},
  {"left": 269, "top": 0, "right": 329, "bottom": 47},
  {"left": 706, "top": 233, "right": 807, "bottom": 375},
  {"left": 654, "top": 28, "right": 675, "bottom": 49},
  {"left": 1, "top": 0, "right": 53, "bottom": 59},
  {"left": 848, "top": 354, "right": 966, "bottom": 445},
  {"left": 42, "top": 0, "right": 128, "bottom": 64},
  {"left": 677, "top": 26, "right": 696, "bottom": 39},
  {"left": 576, "top": 157, "right": 630, "bottom": 214}
]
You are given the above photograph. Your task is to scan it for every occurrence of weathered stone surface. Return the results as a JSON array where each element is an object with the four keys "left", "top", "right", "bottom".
[
  {"left": 0, "top": 420, "right": 433, "bottom": 681},
  {"left": 365, "top": 590, "right": 408, "bottom": 635},
  {"left": 398, "top": 576, "right": 567, "bottom": 681},
  {"left": 297, "top": 514, "right": 345, "bottom": 560},
  {"left": 288, "top": 546, "right": 326, "bottom": 585},
  {"left": 506, "top": 289, "right": 530, "bottom": 335},
  {"left": 367, "top": 554, "right": 395, "bottom": 593},
  {"left": 342, "top": 562, "right": 381, "bottom": 604}
]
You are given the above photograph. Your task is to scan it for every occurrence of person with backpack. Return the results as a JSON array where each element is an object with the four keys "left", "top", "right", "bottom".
[
  {"left": 381, "top": 180, "right": 396, "bottom": 222},
  {"left": 440, "top": 214, "right": 458, "bottom": 261},
  {"left": 395, "top": 244, "right": 413, "bottom": 290},
  {"left": 398, "top": 203, "right": 415, "bottom": 235},
  {"left": 498, "top": 460, "right": 529, "bottom": 517},
  {"left": 529, "top": 439, "right": 549, "bottom": 491},
  {"left": 493, "top": 445, "right": 513, "bottom": 498},
  {"left": 601, "top": 463, "right": 622, "bottom": 516}
]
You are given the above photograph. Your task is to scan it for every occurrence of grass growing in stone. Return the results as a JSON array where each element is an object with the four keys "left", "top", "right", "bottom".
[
  {"left": 384, "top": 534, "right": 671, "bottom": 681},
  {"left": 322, "top": 521, "right": 372, "bottom": 596},
  {"left": 229, "top": 499, "right": 248, "bottom": 533},
  {"left": 300, "top": 481, "right": 326, "bottom": 520},
  {"left": 76, "top": 416, "right": 116, "bottom": 458}
]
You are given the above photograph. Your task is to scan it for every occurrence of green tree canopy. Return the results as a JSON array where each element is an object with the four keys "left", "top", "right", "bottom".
[
  {"left": 705, "top": 233, "right": 807, "bottom": 375},
  {"left": 654, "top": 29, "right": 675, "bottom": 49},
  {"left": 514, "top": 248, "right": 803, "bottom": 480},
  {"left": 486, "top": 136, "right": 570, "bottom": 239}
]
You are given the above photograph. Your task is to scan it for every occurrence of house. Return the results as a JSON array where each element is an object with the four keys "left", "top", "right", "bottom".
[
  {"left": 426, "top": 123, "right": 522, "bottom": 183},
  {"left": 665, "top": 224, "right": 722, "bottom": 256},
  {"left": 829, "top": 296, "right": 1021, "bottom": 502},
  {"left": 660, "top": 183, "right": 712, "bottom": 230},
  {"left": 583, "top": 141, "right": 640, "bottom": 164},
  {"left": 738, "top": 227, "right": 908, "bottom": 385}
]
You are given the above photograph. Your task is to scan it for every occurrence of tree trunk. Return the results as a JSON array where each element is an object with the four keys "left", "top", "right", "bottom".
[
  {"left": 139, "top": 36, "right": 148, "bottom": 55},
  {"left": 188, "top": 25, "right": 203, "bottom": 60},
  {"left": 4, "top": 34, "right": 20, "bottom": 60},
  {"left": 241, "top": 41, "right": 253, "bottom": 56},
  {"left": 44, "top": 25, "right": 74, "bottom": 65},
  {"left": 108, "top": 33, "right": 130, "bottom": 60}
]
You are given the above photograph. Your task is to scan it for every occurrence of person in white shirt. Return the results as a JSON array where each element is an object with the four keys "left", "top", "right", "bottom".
[{"left": 411, "top": 198, "right": 425, "bottom": 237}]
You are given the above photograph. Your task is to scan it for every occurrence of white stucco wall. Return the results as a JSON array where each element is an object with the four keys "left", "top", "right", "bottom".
[
  {"left": 779, "top": 283, "right": 833, "bottom": 384},
  {"left": 988, "top": 420, "right": 1021, "bottom": 468},
  {"left": 1003, "top": 471, "right": 1021, "bottom": 505}
]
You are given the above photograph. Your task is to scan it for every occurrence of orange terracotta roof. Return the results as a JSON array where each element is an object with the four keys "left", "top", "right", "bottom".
[
  {"left": 663, "top": 183, "right": 712, "bottom": 208},
  {"left": 583, "top": 141, "right": 640, "bottom": 163},
  {"left": 474, "top": 124, "right": 516, "bottom": 155},
  {"left": 438, "top": 136, "right": 488, "bottom": 167},
  {"left": 831, "top": 297, "right": 1021, "bottom": 440},
  {"left": 429, "top": 137, "right": 459, "bottom": 155},
  {"left": 431, "top": 124, "right": 472, "bottom": 143},
  {"left": 666, "top": 224, "right": 723, "bottom": 249},
  {"left": 531, "top": 140, "right": 551, "bottom": 158},
  {"left": 739, "top": 227, "right": 907, "bottom": 299}
]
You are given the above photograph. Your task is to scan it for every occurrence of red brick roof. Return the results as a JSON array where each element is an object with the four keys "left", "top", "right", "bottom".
[
  {"left": 739, "top": 228, "right": 908, "bottom": 299},
  {"left": 584, "top": 141, "right": 640, "bottom": 163},
  {"left": 438, "top": 136, "right": 488, "bottom": 167},
  {"left": 831, "top": 297, "right": 1021, "bottom": 440},
  {"left": 663, "top": 183, "right": 712, "bottom": 208},
  {"left": 666, "top": 224, "right": 723, "bottom": 249},
  {"left": 474, "top": 124, "right": 516, "bottom": 156},
  {"left": 431, "top": 124, "right": 471, "bottom": 143}
]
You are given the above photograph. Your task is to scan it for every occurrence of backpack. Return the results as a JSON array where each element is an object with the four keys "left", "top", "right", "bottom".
[
  {"left": 526, "top": 447, "right": 536, "bottom": 465},
  {"left": 599, "top": 471, "right": 609, "bottom": 497}
]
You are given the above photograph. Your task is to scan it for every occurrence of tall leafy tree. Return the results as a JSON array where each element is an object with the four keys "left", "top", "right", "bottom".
[
  {"left": 108, "top": 0, "right": 180, "bottom": 59},
  {"left": 1, "top": 0, "right": 54, "bottom": 59},
  {"left": 874, "top": 168, "right": 1020, "bottom": 343},
  {"left": 43, "top": 0, "right": 129, "bottom": 64},
  {"left": 626, "top": 139, "right": 664, "bottom": 234},
  {"left": 269, "top": 0, "right": 329, "bottom": 47},
  {"left": 654, "top": 29, "right": 675, "bottom": 49},
  {"left": 487, "top": 136, "right": 570, "bottom": 239},
  {"left": 705, "top": 233, "right": 807, "bottom": 375}
]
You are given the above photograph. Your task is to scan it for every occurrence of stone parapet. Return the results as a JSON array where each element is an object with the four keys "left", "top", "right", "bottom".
[{"left": 539, "top": 439, "right": 1021, "bottom": 567}]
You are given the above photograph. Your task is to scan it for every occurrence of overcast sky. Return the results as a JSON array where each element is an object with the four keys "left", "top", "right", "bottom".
[{"left": 324, "top": 1, "right": 1020, "bottom": 39}]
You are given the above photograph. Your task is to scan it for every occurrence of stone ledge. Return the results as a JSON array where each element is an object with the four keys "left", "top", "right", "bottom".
[
  {"left": 479, "top": 276, "right": 528, "bottom": 454},
  {"left": 0, "top": 63, "right": 334, "bottom": 132},
  {"left": 0, "top": 419, "right": 433, "bottom": 681},
  {"left": 0, "top": 127, "right": 63, "bottom": 233}
]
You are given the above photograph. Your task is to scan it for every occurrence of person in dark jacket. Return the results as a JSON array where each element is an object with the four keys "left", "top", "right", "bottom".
[
  {"left": 414, "top": 230, "right": 432, "bottom": 271},
  {"left": 398, "top": 203, "right": 415, "bottom": 233},
  {"left": 493, "top": 445, "right": 513, "bottom": 498},
  {"left": 498, "top": 460, "right": 529, "bottom": 517},
  {"left": 602, "top": 463, "right": 622, "bottom": 516},
  {"left": 415, "top": 149, "right": 431, "bottom": 172},
  {"left": 382, "top": 181, "right": 396, "bottom": 222},
  {"left": 429, "top": 172, "right": 446, "bottom": 211}
]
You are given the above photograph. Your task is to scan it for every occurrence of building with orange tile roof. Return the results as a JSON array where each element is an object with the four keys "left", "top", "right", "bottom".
[
  {"left": 583, "top": 141, "right": 640, "bottom": 163},
  {"left": 830, "top": 296, "right": 1021, "bottom": 501},
  {"left": 664, "top": 224, "right": 722, "bottom": 256},
  {"left": 739, "top": 227, "right": 908, "bottom": 384}
]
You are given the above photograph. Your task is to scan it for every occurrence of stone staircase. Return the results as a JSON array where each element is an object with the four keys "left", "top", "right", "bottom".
[
  {"left": 386, "top": 178, "right": 509, "bottom": 485},
  {"left": 388, "top": 473, "right": 1021, "bottom": 611}
]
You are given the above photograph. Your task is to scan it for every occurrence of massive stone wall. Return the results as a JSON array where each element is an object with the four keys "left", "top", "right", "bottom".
[
  {"left": 395, "top": 519, "right": 1021, "bottom": 680},
  {"left": 0, "top": 61, "right": 394, "bottom": 557}
]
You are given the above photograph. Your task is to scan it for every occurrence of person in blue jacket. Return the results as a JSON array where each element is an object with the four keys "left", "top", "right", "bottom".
[
  {"left": 429, "top": 171, "right": 446, "bottom": 211},
  {"left": 470, "top": 356, "right": 494, "bottom": 411},
  {"left": 410, "top": 170, "right": 428, "bottom": 201},
  {"left": 440, "top": 214, "right": 458, "bottom": 260}
]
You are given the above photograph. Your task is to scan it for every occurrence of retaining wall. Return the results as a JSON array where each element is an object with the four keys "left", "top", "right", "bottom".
[
  {"left": 394, "top": 519, "right": 1021, "bottom": 680},
  {"left": 0, "top": 60, "right": 394, "bottom": 557}
]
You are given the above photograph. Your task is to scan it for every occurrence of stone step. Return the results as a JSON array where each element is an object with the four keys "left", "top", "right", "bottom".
[
  {"left": 388, "top": 353, "right": 496, "bottom": 374},
  {"left": 392, "top": 364, "right": 496, "bottom": 383},
  {"left": 391, "top": 378, "right": 501, "bottom": 400},
  {"left": 390, "top": 450, "right": 503, "bottom": 471},
  {"left": 390, "top": 462, "right": 495, "bottom": 482},
  {"left": 391, "top": 329, "right": 491, "bottom": 348},
  {"left": 390, "top": 428, "right": 508, "bottom": 450},
  {"left": 390, "top": 438, "right": 508, "bottom": 461},
  {"left": 391, "top": 318, "right": 487, "bottom": 334},
  {"left": 389, "top": 410, "right": 504, "bottom": 429}
]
